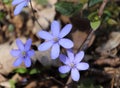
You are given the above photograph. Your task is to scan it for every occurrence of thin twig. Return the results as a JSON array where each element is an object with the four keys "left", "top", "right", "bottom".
[
  {"left": 46, "top": 76, "right": 64, "bottom": 86},
  {"left": 29, "top": 0, "right": 43, "bottom": 29}
]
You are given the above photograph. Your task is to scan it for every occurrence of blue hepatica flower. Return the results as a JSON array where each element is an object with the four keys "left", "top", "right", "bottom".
[
  {"left": 59, "top": 50, "right": 89, "bottom": 81},
  {"left": 12, "top": 0, "right": 30, "bottom": 15},
  {"left": 10, "top": 38, "right": 35, "bottom": 67},
  {"left": 37, "top": 21, "right": 74, "bottom": 59}
]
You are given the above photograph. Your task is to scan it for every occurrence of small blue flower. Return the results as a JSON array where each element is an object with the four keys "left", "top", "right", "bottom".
[
  {"left": 59, "top": 50, "right": 89, "bottom": 81},
  {"left": 12, "top": 0, "right": 30, "bottom": 15},
  {"left": 37, "top": 20, "right": 74, "bottom": 59},
  {"left": 10, "top": 38, "right": 35, "bottom": 67}
]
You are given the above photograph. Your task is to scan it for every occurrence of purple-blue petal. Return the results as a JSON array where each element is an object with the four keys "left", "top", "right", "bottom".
[
  {"left": 51, "top": 43, "right": 60, "bottom": 59},
  {"left": 12, "top": 0, "right": 24, "bottom": 5},
  {"left": 59, "top": 65, "right": 71, "bottom": 74},
  {"left": 37, "top": 31, "right": 53, "bottom": 40},
  {"left": 38, "top": 41, "right": 54, "bottom": 51},
  {"left": 16, "top": 38, "right": 24, "bottom": 51},
  {"left": 10, "top": 49, "right": 21, "bottom": 57},
  {"left": 74, "top": 51, "right": 84, "bottom": 63},
  {"left": 59, "top": 24, "right": 72, "bottom": 38},
  {"left": 13, "top": 57, "right": 23, "bottom": 67},
  {"left": 51, "top": 21, "right": 60, "bottom": 37},
  {"left": 27, "top": 50, "right": 35, "bottom": 57},
  {"left": 76, "top": 62, "right": 89, "bottom": 70},
  {"left": 14, "top": 1, "right": 27, "bottom": 15},
  {"left": 59, "top": 54, "right": 69, "bottom": 64},
  {"left": 71, "top": 68, "right": 80, "bottom": 81},
  {"left": 25, "top": 38, "right": 32, "bottom": 51},
  {"left": 24, "top": 57, "right": 31, "bottom": 67},
  {"left": 59, "top": 38, "right": 74, "bottom": 48},
  {"left": 67, "top": 49, "right": 74, "bottom": 62}
]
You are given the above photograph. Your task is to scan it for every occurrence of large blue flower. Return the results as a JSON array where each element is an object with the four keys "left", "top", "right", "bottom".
[
  {"left": 12, "top": 0, "right": 30, "bottom": 15},
  {"left": 59, "top": 50, "right": 89, "bottom": 81},
  {"left": 10, "top": 38, "right": 34, "bottom": 67},
  {"left": 37, "top": 21, "right": 74, "bottom": 59}
]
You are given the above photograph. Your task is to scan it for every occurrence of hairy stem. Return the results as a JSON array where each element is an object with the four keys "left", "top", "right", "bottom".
[{"left": 29, "top": 0, "right": 43, "bottom": 29}]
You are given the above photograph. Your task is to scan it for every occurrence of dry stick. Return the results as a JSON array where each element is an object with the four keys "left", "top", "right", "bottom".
[
  {"left": 98, "top": 0, "right": 108, "bottom": 18},
  {"left": 79, "top": 29, "right": 94, "bottom": 51},
  {"left": 29, "top": 0, "right": 43, "bottom": 29}
]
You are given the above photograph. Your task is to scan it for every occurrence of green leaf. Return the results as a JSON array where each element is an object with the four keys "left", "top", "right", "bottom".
[
  {"left": 36, "top": 0, "right": 48, "bottom": 5},
  {"left": 9, "top": 80, "right": 16, "bottom": 88},
  {"left": 8, "top": 24, "right": 14, "bottom": 32},
  {"left": 88, "top": 11, "right": 98, "bottom": 21},
  {"left": 88, "top": 0, "right": 102, "bottom": 7},
  {"left": 90, "top": 20, "right": 101, "bottom": 30},
  {"left": 0, "top": 12, "right": 5, "bottom": 21},
  {"left": 55, "top": 1, "right": 83, "bottom": 16},
  {"left": 59, "top": 74, "right": 68, "bottom": 78},
  {"left": 14, "top": 67, "right": 28, "bottom": 74},
  {"left": 107, "top": 18, "right": 118, "bottom": 25},
  {"left": 29, "top": 68, "right": 40, "bottom": 75}
]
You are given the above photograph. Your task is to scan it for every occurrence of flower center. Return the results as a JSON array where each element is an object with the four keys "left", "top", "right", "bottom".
[
  {"left": 22, "top": 51, "right": 26, "bottom": 57},
  {"left": 70, "top": 62, "right": 75, "bottom": 68},
  {"left": 53, "top": 37, "right": 59, "bottom": 42}
]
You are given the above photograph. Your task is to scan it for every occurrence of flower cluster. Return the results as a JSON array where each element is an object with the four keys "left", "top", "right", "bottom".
[
  {"left": 37, "top": 21, "right": 74, "bottom": 59},
  {"left": 10, "top": 19, "right": 89, "bottom": 81},
  {"left": 12, "top": 0, "right": 30, "bottom": 15},
  {"left": 11, "top": 38, "right": 34, "bottom": 67}
]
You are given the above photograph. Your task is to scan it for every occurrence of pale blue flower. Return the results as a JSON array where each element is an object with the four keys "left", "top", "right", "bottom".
[
  {"left": 12, "top": 0, "right": 30, "bottom": 15},
  {"left": 37, "top": 21, "right": 74, "bottom": 59},
  {"left": 59, "top": 50, "right": 89, "bottom": 81},
  {"left": 10, "top": 38, "right": 34, "bottom": 67}
]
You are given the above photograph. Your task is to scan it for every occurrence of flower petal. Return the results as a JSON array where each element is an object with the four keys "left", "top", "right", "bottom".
[
  {"left": 74, "top": 51, "right": 84, "bottom": 63},
  {"left": 51, "top": 21, "right": 60, "bottom": 37},
  {"left": 59, "top": 24, "right": 72, "bottom": 38},
  {"left": 37, "top": 31, "right": 53, "bottom": 40},
  {"left": 24, "top": 57, "right": 31, "bottom": 67},
  {"left": 14, "top": 2, "right": 27, "bottom": 15},
  {"left": 59, "top": 65, "right": 71, "bottom": 74},
  {"left": 51, "top": 43, "right": 60, "bottom": 59},
  {"left": 13, "top": 57, "right": 23, "bottom": 67},
  {"left": 16, "top": 38, "right": 24, "bottom": 51},
  {"left": 10, "top": 49, "right": 21, "bottom": 57},
  {"left": 38, "top": 41, "right": 54, "bottom": 51},
  {"left": 12, "top": 0, "right": 24, "bottom": 5},
  {"left": 25, "top": 38, "right": 32, "bottom": 51},
  {"left": 27, "top": 50, "right": 35, "bottom": 57},
  {"left": 59, "top": 38, "right": 74, "bottom": 48},
  {"left": 67, "top": 49, "right": 74, "bottom": 62},
  {"left": 59, "top": 54, "right": 69, "bottom": 64},
  {"left": 71, "top": 68, "right": 80, "bottom": 81},
  {"left": 76, "top": 62, "right": 89, "bottom": 70}
]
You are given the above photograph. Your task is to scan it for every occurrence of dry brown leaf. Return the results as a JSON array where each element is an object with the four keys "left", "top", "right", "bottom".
[
  {"left": 96, "top": 32, "right": 120, "bottom": 57},
  {"left": 0, "top": 74, "right": 6, "bottom": 82},
  {"left": 94, "top": 57, "right": 120, "bottom": 66},
  {"left": 72, "top": 30, "right": 87, "bottom": 52},
  {"left": 0, "top": 81, "right": 11, "bottom": 88}
]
